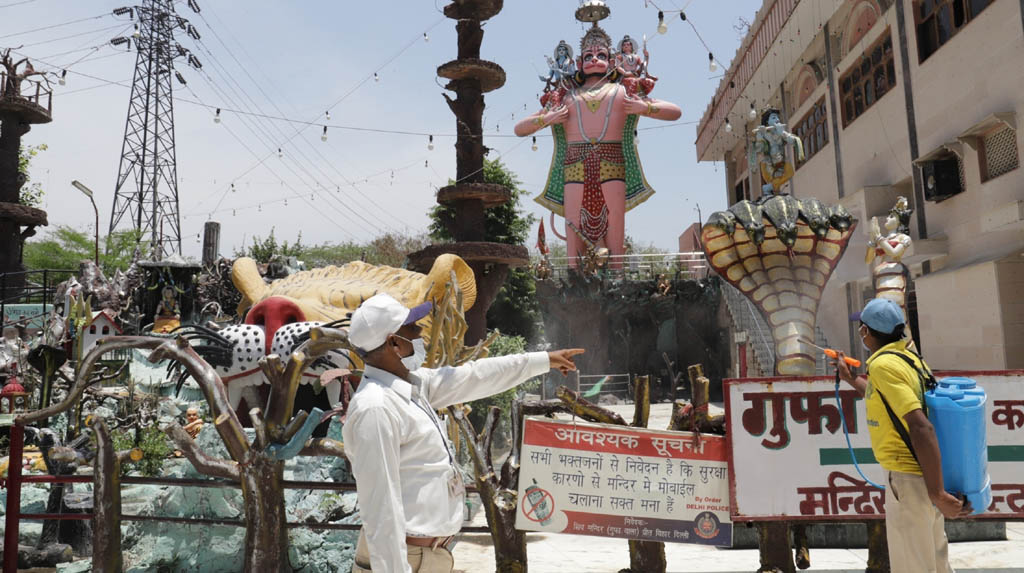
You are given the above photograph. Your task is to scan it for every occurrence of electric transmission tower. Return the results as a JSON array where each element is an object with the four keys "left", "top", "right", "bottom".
[{"left": 108, "top": 0, "right": 201, "bottom": 259}]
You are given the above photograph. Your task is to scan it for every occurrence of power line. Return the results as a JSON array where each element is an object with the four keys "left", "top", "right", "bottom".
[
  {"left": 187, "top": 34, "right": 407, "bottom": 235},
  {"left": 0, "top": 13, "right": 107, "bottom": 40},
  {"left": 191, "top": 14, "right": 417, "bottom": 232},
  {"left": 186, "top": 43, "right": 392, "bottom": 237},
  {"left": 183, "top": 11, "right": 448, "bottom": 227},
  {"left": 17, "top": 23, "right": 126, "bottom": 48},
  {"left": 200, "top": 2, "right": 394, "bottom": 206}
]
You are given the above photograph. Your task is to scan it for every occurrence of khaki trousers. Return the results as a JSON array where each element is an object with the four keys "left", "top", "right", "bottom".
[
  {"left": 351, "top": 529, "right": 454, "bottom": 573},
  {"left": 885, "top": 471, "right": 955, "bottom": 573}
]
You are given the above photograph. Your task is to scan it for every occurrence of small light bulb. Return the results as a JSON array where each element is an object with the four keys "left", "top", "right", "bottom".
[
  {"left": 325, "top": 110, "right": 331, "bottom": 120},
  {"left": 725, "top": 119, "right": 733, "bottom": 133},
  {"left": 374, "top": 72, "right": 380, "bottom": 83},
  {"left": 133, "top": 23, "right": 141, "bottom": 39},
  {"left": 428, "top": 135, "right": 434, "bottom": 151},
  {"left": 232, "top": 209, "right": 236, "bottom": 216},
  {"left": 231, "top": 183, "right": 235, "bottom": 192},
  {"left": 258, "top": 204, "right": 262, "bottom": 212},
  {"left": 214, "top": 108, "right": 221, "bottom": 123},
  {"left": 277, "top": 148, "right": 283, "bottom": 158},
  {"left": 423, "top": 32, "right": 429, "bottom": 42},
  {"left": 532, "top": 136, "right": 538, "bottom": 151},
  {"left": 749, "top": 103, "right": 757, "bottom": 119},
  {"left": 657, "top": 11, "right": 667, "bottom": 35},
  {"left": 424, "top": 160, "right": 429, "bottom": 168},
  {"left": 321, "top": 126, "right": 328, "bottom": 142},
  {"left": 709, "top": 53, "right": 717, "bottom": 73},
  {"left": 59, "top": 70, "right": 67, "bottom": 86},
  {"left": 284, "top": 198, "right": 288, "bottom": 206}
]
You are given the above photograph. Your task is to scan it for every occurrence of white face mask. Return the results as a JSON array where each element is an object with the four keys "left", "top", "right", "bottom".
[
  {"left": 860, "top": 326, "right": 872, "bottom": 354},
  {"left": 394, "top": 335, "right": 426, "bottom": 371}
]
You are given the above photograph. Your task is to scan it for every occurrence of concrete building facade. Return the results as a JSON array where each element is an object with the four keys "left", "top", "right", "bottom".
[{"left": 696, "top": 0, "right": 1024, "bottom": 370}]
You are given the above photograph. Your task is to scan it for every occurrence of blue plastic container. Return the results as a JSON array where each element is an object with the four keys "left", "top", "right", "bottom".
[{"left": 925, "top": 376, "right": 991, "bottom": 515}]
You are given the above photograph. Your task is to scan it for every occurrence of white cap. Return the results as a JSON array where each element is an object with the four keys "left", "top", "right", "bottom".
[{"left": 348, "top": 293, "right": 432, "bottom": 353}]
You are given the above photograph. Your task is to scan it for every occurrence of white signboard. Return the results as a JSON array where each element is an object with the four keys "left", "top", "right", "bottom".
[
  {"left": 725, "top": 371, "right": 1024, "bottom": 521},
  {"left": 515, "top": 417, "right": 732, "bottom": 546}
]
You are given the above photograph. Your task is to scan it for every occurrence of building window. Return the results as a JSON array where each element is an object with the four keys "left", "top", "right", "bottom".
[
  {"left": 921, "top": 152, "right": 965, "bottom": 202},
  {"left": 794, "top": 98, "right": 829, "bottom": 168},
  {"left": 839, "top": 31, "right": 895, "bottom": 128},
  {"left": 915, "top": 0, "right": 992, "bottom": 62},
  {"left": 980, "top": 126, "right": 1020, "bottom": 182}
]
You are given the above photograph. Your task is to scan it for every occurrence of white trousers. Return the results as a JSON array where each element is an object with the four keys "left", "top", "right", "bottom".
[{"left": 885, "top": 471, "right": 955, "bottom": 573}]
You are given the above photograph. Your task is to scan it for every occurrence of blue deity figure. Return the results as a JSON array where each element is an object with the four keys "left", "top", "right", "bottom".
[
  {"left": 748, "top": 108, "right": 804, "bottom": 196},
  {"left": 540, "top": 40, "right": 577, "bottom": 91}
]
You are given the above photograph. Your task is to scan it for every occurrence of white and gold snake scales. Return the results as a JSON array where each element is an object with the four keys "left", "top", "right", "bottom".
[{"left": 701, "top": 200, "right": 856, "bottom": 376}]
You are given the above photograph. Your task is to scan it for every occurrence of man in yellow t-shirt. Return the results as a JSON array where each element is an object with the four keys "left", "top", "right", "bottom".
[{"left": 835, "top": 298, "right": 970, "bottom": 572}]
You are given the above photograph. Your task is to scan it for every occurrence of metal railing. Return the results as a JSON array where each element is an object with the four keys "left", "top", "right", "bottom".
[
  {"left": 1, "top": 269, "right": 75, "bottom": 330},
  {"left": 721, "top": 283, "right": 775, "bottom": 375},
  {"left": 538, "top": 251, "right": 708, "bottom": 281},
  {"left": 0, "top": 71, "right": 53, "bottom": 113},
  {"left": 1, "top": 421, "right": 486, "bottom": 572}
]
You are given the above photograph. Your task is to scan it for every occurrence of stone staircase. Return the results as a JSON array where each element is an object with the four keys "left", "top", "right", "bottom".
[{"left": 721, "top": 283, "right": 832, "bottom": 376}]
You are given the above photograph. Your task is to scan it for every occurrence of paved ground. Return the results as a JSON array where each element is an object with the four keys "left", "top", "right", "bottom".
[
  {"left": 452, "top": 518, "right": 1024, "bottom": 572},
  {"left": 452, "top": 404, "right": 1024, "bottom": 572}
]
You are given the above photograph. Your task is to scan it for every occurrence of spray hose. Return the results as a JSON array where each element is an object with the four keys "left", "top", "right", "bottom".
[{"left": 834, "top": 367, "right": 886, "bottom": 490}]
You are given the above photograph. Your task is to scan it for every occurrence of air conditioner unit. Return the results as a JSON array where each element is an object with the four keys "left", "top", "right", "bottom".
[{"left": 921, "top": 158, "right": 962, "bottom": 202}]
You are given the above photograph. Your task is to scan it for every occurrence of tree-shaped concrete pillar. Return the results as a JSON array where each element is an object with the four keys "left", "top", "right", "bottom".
[
  {"left": 409, "top": 0, "right": 528, "bottom": 344},
  {"left": 0, "top": 49, "right": 51, "bottom": 296}
]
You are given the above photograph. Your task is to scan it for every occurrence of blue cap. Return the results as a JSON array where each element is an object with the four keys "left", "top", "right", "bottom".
[{"left": 857, "top": 298, "right": 905, "bottom": 334}]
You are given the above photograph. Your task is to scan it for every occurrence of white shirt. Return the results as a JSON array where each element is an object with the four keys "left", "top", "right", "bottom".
[{"left": 342, "top": 351, "right": 550, "bottom": 573}]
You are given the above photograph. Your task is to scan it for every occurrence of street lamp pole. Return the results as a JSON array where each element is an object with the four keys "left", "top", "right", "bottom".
[{"left": 71, "top": 180, "right": 99, "bottom": 265}]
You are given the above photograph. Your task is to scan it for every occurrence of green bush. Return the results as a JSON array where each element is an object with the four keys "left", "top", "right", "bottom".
[{"left": 111, "top": 425, "right": 172, "bottom": 477}]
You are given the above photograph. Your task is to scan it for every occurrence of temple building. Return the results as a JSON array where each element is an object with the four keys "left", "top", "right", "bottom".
[{"left": 695, "top": 0, "right": 1024, "bottom": 370}]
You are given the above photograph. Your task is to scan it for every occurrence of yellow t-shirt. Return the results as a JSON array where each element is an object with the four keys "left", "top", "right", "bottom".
[{"left": 864, "top": 340, "right": 930, "bottom": 475}]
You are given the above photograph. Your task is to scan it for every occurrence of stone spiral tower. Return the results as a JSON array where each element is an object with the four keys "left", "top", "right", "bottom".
[{"left": 408, "top": 0, "right": 528, "bottom": 344}]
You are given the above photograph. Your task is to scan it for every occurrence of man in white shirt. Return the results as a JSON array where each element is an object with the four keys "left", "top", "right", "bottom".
[{"left": 343, "top": 293, "right": 583, "bottom": 573}]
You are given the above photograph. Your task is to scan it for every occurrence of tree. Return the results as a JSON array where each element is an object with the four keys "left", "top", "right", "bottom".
[
  {"left": 302, "top": 232, "right": 430, "bottom": 269},
  {"left": 23, "top": 226, "right": 146, "bottom": 273},
  {"left": 234, "top": 227, "right": 305, "bottom": 263},
  {"left": 429, "top": 159, "right": 540, "bottom": 341},
  {"left": 18, "top": 143, "right": 47, "bottom": 207}
]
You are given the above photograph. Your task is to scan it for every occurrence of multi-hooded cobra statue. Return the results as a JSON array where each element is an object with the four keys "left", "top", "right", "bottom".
[{"left": 701, "top": 195, "right": 857, "bottom": 376}]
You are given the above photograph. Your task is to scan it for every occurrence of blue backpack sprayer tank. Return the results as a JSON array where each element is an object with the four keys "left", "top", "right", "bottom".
[{"left": 834, "top": 361, "right": 990, "bottom": 514}]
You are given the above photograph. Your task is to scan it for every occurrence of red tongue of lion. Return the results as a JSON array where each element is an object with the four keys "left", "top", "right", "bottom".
[{"left": 244, "top": 297, "right": 306, "bottom": 354}]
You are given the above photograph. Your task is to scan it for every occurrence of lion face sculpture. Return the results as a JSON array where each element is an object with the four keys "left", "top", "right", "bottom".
[{"left": 214, "top": 254, "right": 476, "bottom": 410}]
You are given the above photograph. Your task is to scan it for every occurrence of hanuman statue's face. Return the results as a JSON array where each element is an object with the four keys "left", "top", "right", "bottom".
[{"left": 581, "top": 45, "right": 611, "bottom": 76}]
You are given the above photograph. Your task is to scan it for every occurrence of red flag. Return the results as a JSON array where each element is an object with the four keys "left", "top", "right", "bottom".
[{"left": 537, "top": 219, "right": 549, "bottom": 256}]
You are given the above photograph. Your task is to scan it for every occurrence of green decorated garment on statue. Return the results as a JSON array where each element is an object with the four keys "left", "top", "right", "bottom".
[{"left": 533, "top": 114, "right": 655, "bottom": 216}]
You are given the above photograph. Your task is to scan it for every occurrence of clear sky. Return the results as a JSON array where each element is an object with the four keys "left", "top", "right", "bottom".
[{"left": 3, "top": 0, "right": 761, "bottom": 258}]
